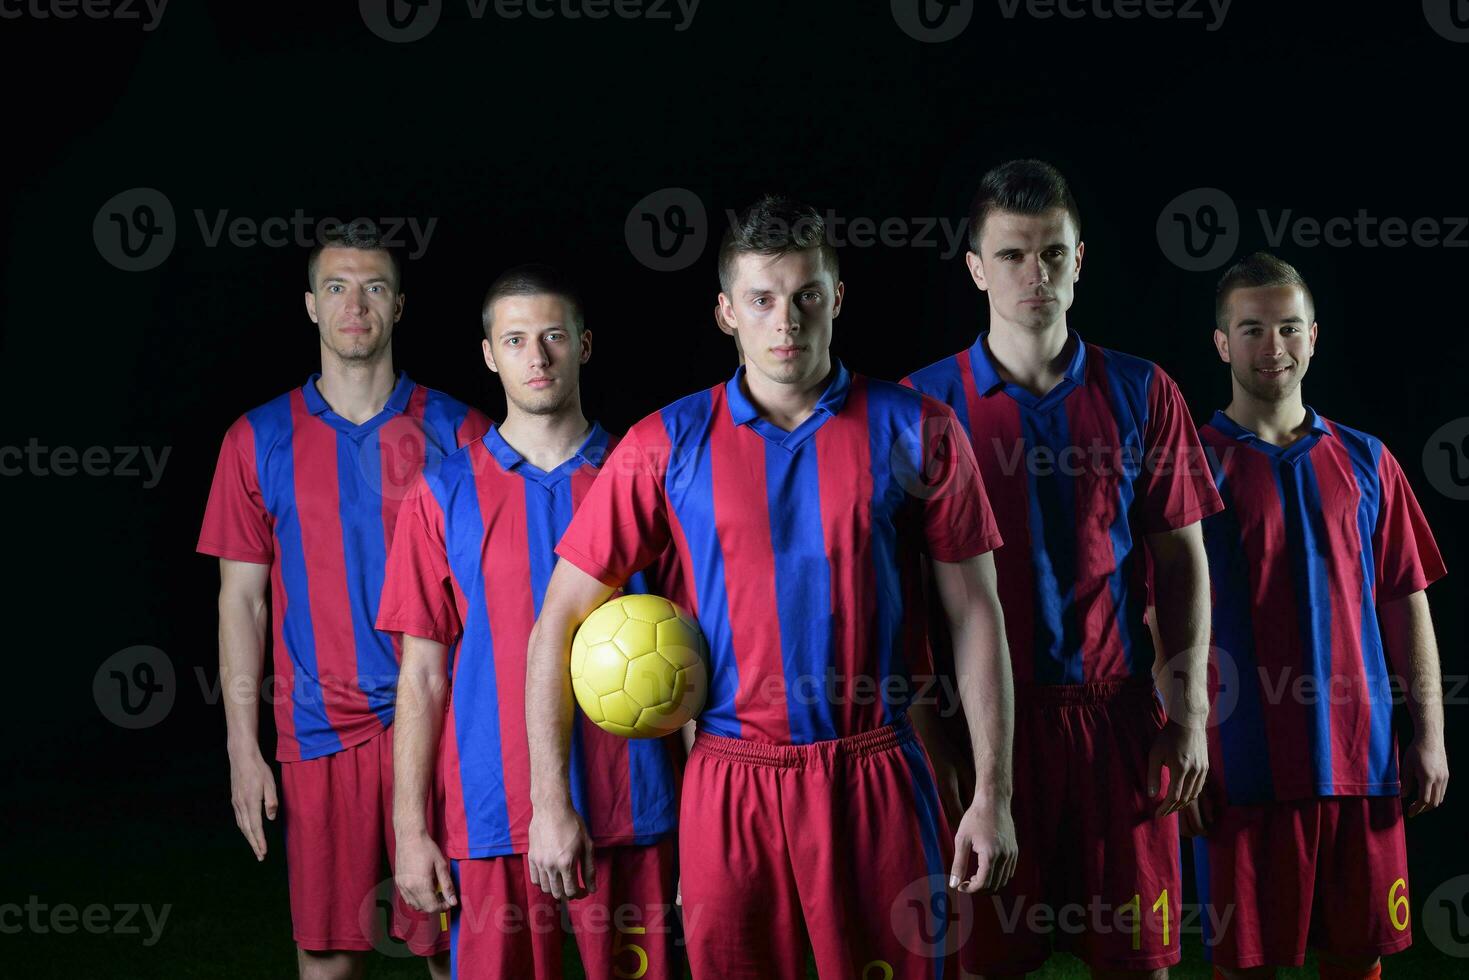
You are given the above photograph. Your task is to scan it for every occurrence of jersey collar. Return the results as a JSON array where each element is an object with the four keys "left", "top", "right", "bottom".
[
  {"left": 301, "top": 371, "right": 414, "bottom": 432},
  {"left": 482, "top": 421, "right": 610, "bottom": 483},
  {"left": 1207, "top": 406, "right": 1330, "bottom": 461},
  {"left": 725, "top": 360, "right": 852, "bottom": 451},
  {"left": 969, "top": 329, "right": 1088, "bottom": 404}
]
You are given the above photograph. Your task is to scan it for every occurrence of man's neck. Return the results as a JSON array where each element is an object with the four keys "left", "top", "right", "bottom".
[
  {"left": 742, "top": 356, "right": 835, "bottom": 432},
  {"left": 1223, "top": 386, "right": 1310, "bottom": 448},
  {"left": 984, "top": 319, "right": 1072, "bottom": 397},
  {"left": 315, "top": 350, "right": 397, "bottom": 425},
  {"left": 498, "top": 403, "right": 592, "bottom": 473}
]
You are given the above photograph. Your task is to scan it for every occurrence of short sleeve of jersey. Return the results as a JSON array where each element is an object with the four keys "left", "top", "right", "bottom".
[
  {"left": 1373, "top": 445, "right": 1447, "bottom": 604},
  {"left": 1138, "top": 369, "right": 1225, "bottom": 534},
  {"left": 197, "top": 415, "right": 273, "bottom": 564},
  {"left": 376, "top": 477, "right": 461, "bottom": 645},
  {"left": 920, "top": 399, "right": 1004, "bottom": 562},
  {"left": 555, "top": 423, "right": 672, "bottom": 588}
]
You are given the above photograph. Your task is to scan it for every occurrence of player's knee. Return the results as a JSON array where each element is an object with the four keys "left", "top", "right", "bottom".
[
  {"left": 1315, "top": 954, "right": 1381, "bottom": 980},
  {"left": 296, "top": 948, "right": 365, "bottom": 980}
]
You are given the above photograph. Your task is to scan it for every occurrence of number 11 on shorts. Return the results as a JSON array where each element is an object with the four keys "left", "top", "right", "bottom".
[{"left": 1122, "top": 888, "right": 1170, "bottom": 951}]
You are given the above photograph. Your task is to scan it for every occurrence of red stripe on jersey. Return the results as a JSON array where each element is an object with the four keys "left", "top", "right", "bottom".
[{"left": 973, "top": 395, "right": 1037, "bottom": 687}]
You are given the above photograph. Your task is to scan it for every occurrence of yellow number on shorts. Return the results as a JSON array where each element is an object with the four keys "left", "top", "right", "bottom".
[
  {"left": 1122, "top": 893, "right": 1141, "bottom": 950},
  {"left": 1389, "top": 878, "right": 1410, "bottom": 932},
  {"left": 613, "top": 926, "right": 649, "bottom": 980},
  {"left": 861, "top": 961, "right": 895, "bottom": 980},
  {"left": 1152, "top": 888, "right": 1170, "bottom": 947}
]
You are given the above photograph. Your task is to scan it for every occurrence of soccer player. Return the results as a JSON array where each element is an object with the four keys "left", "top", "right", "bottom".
[
  {"left": 525, "top": 195, "right": 1019, "bottom": 980},
  {"left": 1174, "top": 252, "right": 1448, "bottom": 979},
  {"left": 376, "top": 266, "right": 683, "bottom": 979},
  {"left": 197, "top": 227, "right": 490, "bottom": 980},
  {"left": 903, "top": 160, "right": 1223, "bottom": 979}
]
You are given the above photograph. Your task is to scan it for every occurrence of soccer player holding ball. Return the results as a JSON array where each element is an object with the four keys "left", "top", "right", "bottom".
[
  {"left": 904, "top": 161, "right": 1223, "bottom": 978},
  {"left": 197, "top": 228, "right": 490, "bottom": 979},
  {"left": 1170, "top": 253, "right": 1448, "bottom": 979},
  {"left": 526, "top": 195, "right": 1019, "bottom": 979},
  {"left": 376, "top": 266, "right": 683, "bottom": 978}
]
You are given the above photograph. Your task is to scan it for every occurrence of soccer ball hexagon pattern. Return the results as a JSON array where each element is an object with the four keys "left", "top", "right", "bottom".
[{"left": 570, "top": 593, "right": 708, "bottom": 738}]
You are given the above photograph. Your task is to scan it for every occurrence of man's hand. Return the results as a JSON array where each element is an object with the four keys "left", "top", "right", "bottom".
[
  {"left": 1179, "top": 794, "right": 1216, "bottom": 838},
  {"left": 527, "top": 804, "right": 596, "bottom": 901},
  {"left": 228, "top": 745, "right": 278, "bottom": 861},
  {"left": 949, "top": 799, "right": 1018, "bottom": 894},
  {"left": 396, "top": 832, "right": 457, "bottom": 913},
  {"left": 1401, "top": 735, "right": 1449, "bottom": 817},
  {"left": 1148, "top": 720, "right": 1208, "bottom": 819}
]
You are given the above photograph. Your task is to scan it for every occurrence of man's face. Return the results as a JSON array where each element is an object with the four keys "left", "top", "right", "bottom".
[
  {"left": 483, "top": 293, "right": 590, "bottom": 416},
  {"left": 966, "top": 208, "right": 1083, "bottom": 333},
  {"left": 305, "top": 247, "right": 402, "bottom": 362},
  {"left": 1214, "top": 284, "right": 1317, "bottom": 402},
  {"left": 718, "top": 249, "right": 842, "bottom": 388}
]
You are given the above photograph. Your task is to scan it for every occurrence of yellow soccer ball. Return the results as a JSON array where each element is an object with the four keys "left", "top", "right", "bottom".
[{"left": 570, "top": 594, "right": 708, "bottom": 738}]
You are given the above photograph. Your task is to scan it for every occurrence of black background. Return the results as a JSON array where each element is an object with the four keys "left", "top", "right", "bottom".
[{"left": 3, "top": 0, "right": 1466, "bottom": 974}]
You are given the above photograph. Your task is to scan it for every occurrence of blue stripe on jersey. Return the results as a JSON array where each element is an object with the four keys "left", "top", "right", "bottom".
[
  {"left": 1204, "top": 450, "right": 1274, "bottom": 803},
  {"left": 523, "top": 477, "right": 589, "bottom": 821},
  {"left": 435, "top": 453, "right": 512, "bottom": 852},
  {"left": 624, "top": 568, "right": 679, "bottom": 841},
  {"left": 1340, "top": 431, "right": 1396, "bottom": 789},
  {"left": 420, "top": 387, "right": 469, "bottom": 466},
  {"left": 1191, "top": 836, "right": 1215, "bottom": 960},
  {"left": 662, "top": 391, "right": 742, "bottom": 739},
  {"left": 248, "top": 397, "right": 343, "bottom": 758},
  {"left": 336, "top": 428, "right": 396, "bottom": 729},
  {"left": 448, "top": 859, "right": 463, "bottom": 977},
  {"left": 765, "top": 440, "right": 838, "bottom": 744},
  {"left": 1022, "top": 406, "right": 1083, "bottom": 685},
  {"left": 868, "top": 385, "right": 922, "bottom": 726},
  {"left": 906, "top": 354, "right": 973, "bottom": 440},
  {"left": 1097, "top": 354, "right": 1151, "bottom": 675},
  {"left": 899, "top": 736, "right": 950, "bottom": 980},
  {"left": 1278, "top": 459, "right": 1336, "bottom": 795}
]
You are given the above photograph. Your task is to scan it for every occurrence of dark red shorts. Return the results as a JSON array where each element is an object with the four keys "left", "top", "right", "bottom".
[
  {"left": 964, "top": 677, "right": 1181, "bottom": 974},
  {"left": 446, "top": 838, "right": 680, "bottom": 980},
  {"left": 279, "top": 726, "right": 448, "bottom": 956},
  {"left": 679, "top": 714, "right": 956, "bottom": 980},
  {"left": 1193, "top": 795, "right": 1411, "bottom": 969}
]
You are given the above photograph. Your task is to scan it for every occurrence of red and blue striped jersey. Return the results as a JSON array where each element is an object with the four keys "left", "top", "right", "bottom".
[
  {"left": 554, "top": 362, "right": 1003, "bottom": 746},
  {"left": 903, "top": 331, "right": 1223, "bottom": 687},
  {"left": 376, "top": 423, "right": 680, "bottom": 859},
  {"left": 197, "top": 373, "right": 490, "bottom": 762},
  {"left": 1197, "top": 409, "right": 1446, "bottom": 804}
]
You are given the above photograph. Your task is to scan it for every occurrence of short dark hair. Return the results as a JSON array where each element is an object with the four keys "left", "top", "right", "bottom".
[
  {"left": 967, "top": 159, "right": 1081, "bottom": 253},
  {"left": 1214, "top": 252, "right": 1315, "bottom": 331},
  {"left": 481, "top": 264, "right": 585, "bottom": 340},
  {"left": 717, "top": 194, "right": 839, "bottom": 294},
  {"left": 307, "top": 221, "right": 402, "bottom": 291}
]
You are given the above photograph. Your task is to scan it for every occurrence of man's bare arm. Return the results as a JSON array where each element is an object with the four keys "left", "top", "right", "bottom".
[
  {"left": 1380, "top": 590, "right": 1449, "bottom": 816},
  {"left": 525, "top": 558, "right": 616, "bottom": 900},
  {"left": 393, "top": 634, "right": 456, "bottom": 912},
  {"left": 219, "top": 557, "right": 276, "bottom": 861},
  {"left": 929, "top": 551, "right": 1016, "bottom": 894},
  {"left": 1145, "top": 522, "right": 1211, "bottom": 817}
]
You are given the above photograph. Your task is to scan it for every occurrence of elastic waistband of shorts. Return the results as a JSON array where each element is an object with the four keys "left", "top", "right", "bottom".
[
  {"left": 1015, "top": 674, "right": 1158, "bottom": 707},
  {"left": 691, "top": 715, "right": 917, "bottom": 768}
]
